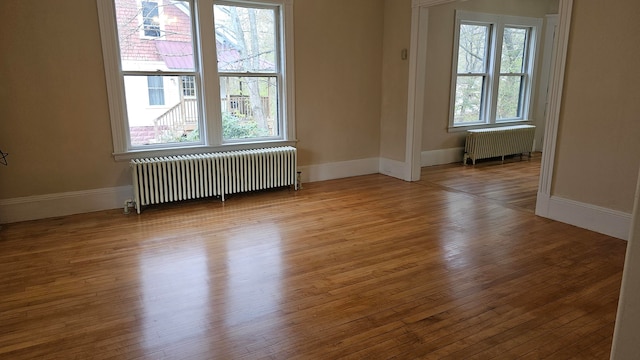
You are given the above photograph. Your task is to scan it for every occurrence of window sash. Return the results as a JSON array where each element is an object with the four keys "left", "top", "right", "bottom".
[
  {"left": 453, "top": 74, "right": 488, "bottom": 124},
  {"left": 496, "top": 74, "right": 526, "bottom": 121}
]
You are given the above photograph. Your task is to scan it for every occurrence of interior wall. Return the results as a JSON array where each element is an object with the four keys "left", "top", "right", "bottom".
[
  {"left": 552, "top": 0, "right": 640, "bottom": 213},
  {"left": 0, "top": 0, "right": 385, "bottom": 201},
  {"left": 294, "top": 0, "right": 384, "bottom": 166},
  {"left": 421, "top": 0, "right": 558, "bottom": 152},
  {"left": 0, "top": 0, "right": 131, "bottom": 198},
  {"left": 379, "top": 0, "right": 412, "bottom": 163}
]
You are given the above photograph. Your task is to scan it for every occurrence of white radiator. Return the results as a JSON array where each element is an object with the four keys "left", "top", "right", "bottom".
[
  {"left": 463, "top": 125, "right": 535, "bottom": 165},
  {"left": 131, "top": 146, "right": 297, "bottom": 213}
]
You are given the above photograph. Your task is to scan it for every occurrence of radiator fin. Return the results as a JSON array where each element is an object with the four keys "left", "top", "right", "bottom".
[
  {"left": 463, "top": 125, "right": 535, "bottom": 165},
  {"left": 131, "top": 146, "right": 297, "bottom": 213}
]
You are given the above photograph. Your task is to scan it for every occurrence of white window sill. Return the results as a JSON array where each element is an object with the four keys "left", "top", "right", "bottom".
[
  {"left": 113, "top": 139, "right": 298, "bottom": 161},
  {"left": 448, "top": 120, "right": 534, "bottom": 133}
]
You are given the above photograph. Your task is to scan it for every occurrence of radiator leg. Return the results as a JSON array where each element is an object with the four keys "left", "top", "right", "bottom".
[
  {"left": 501, "top": 155, "right": 505, "bottom": 164},
  {"left": 463, "top": 153, "right": 469, "bottom": 166}
]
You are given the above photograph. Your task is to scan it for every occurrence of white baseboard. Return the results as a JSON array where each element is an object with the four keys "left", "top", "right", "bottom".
[
  {"left": 421, "top": 147, "right": 464, "bottom": 167},
  {"left": 536, "top": 193, "right": 632, "bottom": 240},
  {"left": 0, "top": 186, "right": 133, "bottom": 224},
  {"left": 298, "top": 157, "right": 380, "bottom": 184},
  {"left": 0, "top": 158, "right": 383, "bottom": 224},
  {"left": 379, "top": 157, "right": 408, "bottom": 180}
]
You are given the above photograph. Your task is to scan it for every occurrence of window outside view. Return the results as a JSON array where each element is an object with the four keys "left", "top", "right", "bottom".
[
  {"left": 214, "top": 4, "right": 279, "bottom": 141},
  {"left": 454, "top": 23, "right": 490, "bottom": 124},
  {"left": 453, "top": 16, "right": 535, "bottom": 127},
  {"left": 114, "top": 0, "right": 279, "bottom": 147}
]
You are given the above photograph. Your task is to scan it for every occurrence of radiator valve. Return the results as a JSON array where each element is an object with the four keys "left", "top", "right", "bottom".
[{"left": 123, "top": 199, "right": 135, "bottom": 214}]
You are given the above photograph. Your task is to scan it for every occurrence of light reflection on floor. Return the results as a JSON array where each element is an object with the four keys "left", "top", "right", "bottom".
[
  {"left": 139, "top": 241, "right": 210, "bottom": 350},
  {"left": 223, "top": 223, "right": 283, "bottom": 327}
]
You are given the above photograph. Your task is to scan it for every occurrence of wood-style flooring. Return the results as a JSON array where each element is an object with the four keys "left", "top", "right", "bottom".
[
  {"left": 0, "top": 159, "right": 627, "bottom": 359},
  {"left": 420, "top": 153, "right": 542, "bottom": 213}
]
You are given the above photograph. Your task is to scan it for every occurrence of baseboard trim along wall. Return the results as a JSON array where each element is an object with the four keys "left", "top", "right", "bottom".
[
  {"left": 379, "top": 157, "right": 408, "bottom": 180},
  {"left": 0, "top": 186, "right": 133, "bottom": 224},
  {"left": 421, "top": 147, "right": 465, "bottom": 167},
  {"left": 537, "top": 193, "right": 632, "bottom": 241},
  {"left": 1, "top": 158, "right": 383, "bottom": 224},
  {"left": 2, "top": 159, "right": 632, "bottom": 242},
  {"left": 298, "top": 157, "right": 380, "bottom": 184}
]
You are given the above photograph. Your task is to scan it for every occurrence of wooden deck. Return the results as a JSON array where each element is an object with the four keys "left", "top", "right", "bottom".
[{"left": 0, "top": 161, "right": 626, "bottom": 359}]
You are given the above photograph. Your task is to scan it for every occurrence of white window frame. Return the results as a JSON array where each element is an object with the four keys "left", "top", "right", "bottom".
[
  {"left": 97, "top": 0, "right": 296, "bottom": 160},
  {"left": 449, "top": 11, "right": 542, "bottom": 131}
]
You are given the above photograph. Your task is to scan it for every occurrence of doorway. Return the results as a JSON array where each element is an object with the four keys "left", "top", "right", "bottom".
[{"left": 405, "top": 0, "right": 573, "bottom": 218}]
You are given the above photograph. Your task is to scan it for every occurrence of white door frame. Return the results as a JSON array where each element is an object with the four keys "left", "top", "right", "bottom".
[
  {"left": 534, "top": 14, "right": 559, "bottom": 152},
  {"left": 405, "top": 0, "right": 574, "bottom": 220}
]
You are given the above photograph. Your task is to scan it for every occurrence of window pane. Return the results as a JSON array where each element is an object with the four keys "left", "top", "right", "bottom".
[
  {"left": 214, "top": 5, "right": 277, "bottom": 73},
  {"left": 501, "top": 27, "right": 528, "bottom": 73},
  {"left": 115, "top": 0, "right": 195, "bottom": 71},
  {"left": 125, "top": 75, "right": 200, "bottom": 146},
  {"left": 454, "top": 75, "right": 485, "bottom": 123},
  {"left": 496, "top": 75, "right": 524, "bottom": 120},
  {"left": 220, "top": 76, "right": 278, "bottom": 140},
  {"left": 457, "top": 24, "right": 490, "bottom": 74},
  {"left": 147, "top": 76, "right": 165, "bottom": 105},
  {"left": 142, "top": 1, "right": 161, "bottom": 37}
]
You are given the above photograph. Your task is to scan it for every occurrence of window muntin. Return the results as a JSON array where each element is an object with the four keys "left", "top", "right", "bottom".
[
  {"left": 450, "top": 12, "right": 540, "bottom": 129},
  {"left": 98, "top": 0, "right": 294, "bottom": 156}
]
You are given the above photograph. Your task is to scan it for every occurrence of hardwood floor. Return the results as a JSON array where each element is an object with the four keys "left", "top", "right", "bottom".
[
  {"left": 420, "top": 152, "right": 542, "bottom": 213},
  {"left": 0, "top": 166, "right": 627, "bottom": 359}
]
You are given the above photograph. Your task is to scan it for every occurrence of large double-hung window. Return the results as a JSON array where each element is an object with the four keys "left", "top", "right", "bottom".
[
  {"left": 450, "top": 11, "right": 541, "bottom": 129},
  {"left": 97, "top": 0, "right": 295, "bottom": 159}
]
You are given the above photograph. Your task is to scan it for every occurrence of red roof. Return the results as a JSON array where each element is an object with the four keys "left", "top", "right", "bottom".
[{"left": 155, "top": 41, "right": 194, "bottom": 70}]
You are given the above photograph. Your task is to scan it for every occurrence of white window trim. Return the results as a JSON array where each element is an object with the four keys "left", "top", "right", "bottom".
[
  {"left": 96, "top": 0, "right": 296, "bottom": 161},
  {"left": 448, "top": 10, "right": 542, "bottom": 131}
]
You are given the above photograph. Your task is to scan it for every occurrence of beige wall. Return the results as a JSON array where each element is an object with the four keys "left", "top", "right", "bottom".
[
  {"left": 0, "top": 0, "right": 131, "bottom": 199},
  {"left": 2, "top": 0, "right": 640, "bottom": 219},
  {"left": 421, "top": 0, "right": 557, "bottom": 152},
  {"left": 552, "top": 0, "right": 640, "bottom": 213},
  {"left": 379, "top": 0, "right": 412, "bottom": 162},
  {"left": 294, "top": 0, "right": 384, "bottom": 166},
  {"left": 0, "top": 0, "right": 385, "bottom": 200}
]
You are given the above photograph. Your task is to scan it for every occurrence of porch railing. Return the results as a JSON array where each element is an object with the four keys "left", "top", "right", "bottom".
[
  {"left": 153, "top": 96, "right": 271, "bottom": 141},
  {"left": 153, "top": 98, "right": 198, "bottom": 141}
]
